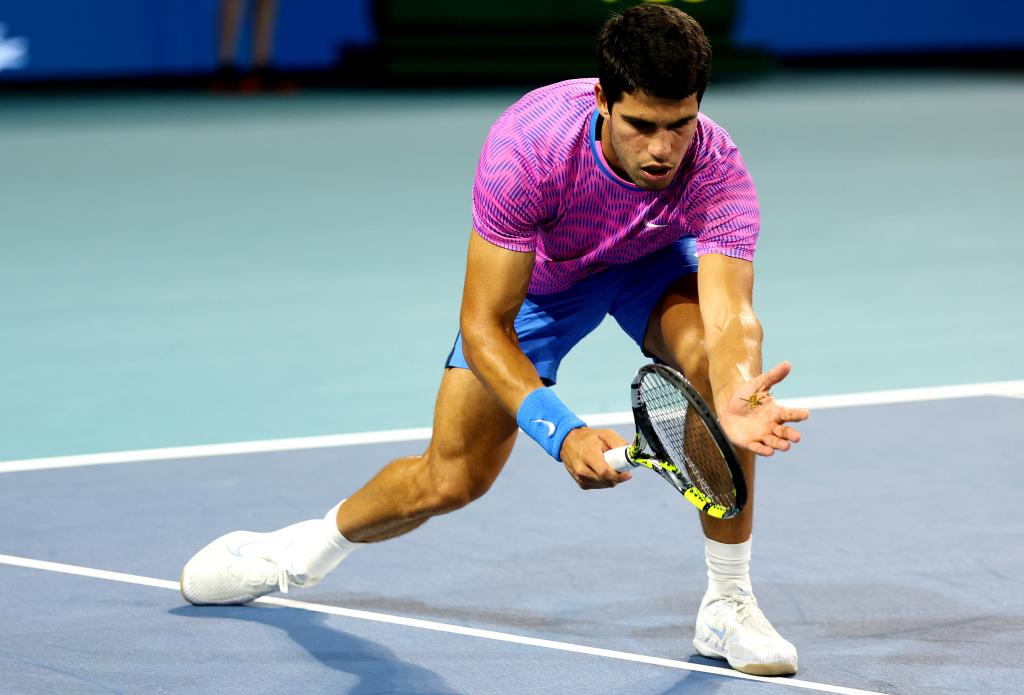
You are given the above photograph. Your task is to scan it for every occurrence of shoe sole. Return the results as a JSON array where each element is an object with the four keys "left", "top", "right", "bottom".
[
  {"left": 179, "top": 565, "right": 261, "bottom": 606},
  {"left": 693, "top": 637, "right": 797, "bottom": 677}
]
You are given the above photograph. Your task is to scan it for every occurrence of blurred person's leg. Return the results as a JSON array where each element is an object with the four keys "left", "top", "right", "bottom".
[
  {"left": 214, "top": 0, "right": 245, "bottom": 90},
  {"left": 218, "top": 0, "right": 245, "bottom": 70},
  {"left": 252, "top": 0, "right": 278, "bottom": 70},
  {"left": 248, "top": 0, "right": 293, "bottom": 92}
]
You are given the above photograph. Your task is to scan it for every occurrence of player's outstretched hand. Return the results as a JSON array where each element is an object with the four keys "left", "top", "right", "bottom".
[
  {"left": 560, "top": 427, "right": 631, "bottom": 490},
  {"left": 719, "top": 361, "right": 809, "bottom": 457}
]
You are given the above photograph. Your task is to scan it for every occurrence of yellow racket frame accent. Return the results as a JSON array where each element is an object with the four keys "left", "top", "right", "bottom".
[{"left": 627, "top": 443, "right": 731, "bottom": 519}]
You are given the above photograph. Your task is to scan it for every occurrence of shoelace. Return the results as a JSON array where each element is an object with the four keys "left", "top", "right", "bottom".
[
  {"left": 274, "top": 566, "right": 290, "bottom": 594},
  {"left": 278, "top": 562, "right": 313, "bottom": 593},
  {"left": 717, "top": 593, "right": 775, "bottom": 634},
  {"left": 245, "top": 540, "right": 310, "bottom": 594}
]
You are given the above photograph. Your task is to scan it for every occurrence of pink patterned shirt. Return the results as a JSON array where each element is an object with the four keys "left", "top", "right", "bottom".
[{"left": 472, "top": 79, "right": 760, "bottom": 295}]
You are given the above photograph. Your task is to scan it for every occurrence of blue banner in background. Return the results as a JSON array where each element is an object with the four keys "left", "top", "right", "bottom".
[
  {"left": 734, "top": 0, "right": 1024, "bottom": 55},
  {"left": 0, "top": 0, "right": 374, "bottom": 79},
  {"left": 1, "top": 0, "right": 1022, "bottom": 81}
]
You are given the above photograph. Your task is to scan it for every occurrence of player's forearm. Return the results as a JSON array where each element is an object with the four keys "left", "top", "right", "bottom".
[
  {"left": 461, "top": 324, "right": 546, "bottom": 417},
  {"left": 705, "top": 310, "right": 763, "bottom": 414}
]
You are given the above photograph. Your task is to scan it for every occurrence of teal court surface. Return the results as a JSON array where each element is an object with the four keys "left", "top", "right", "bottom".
[{"left": 2, "top": 72, "right": 1022, "bottom": 693}]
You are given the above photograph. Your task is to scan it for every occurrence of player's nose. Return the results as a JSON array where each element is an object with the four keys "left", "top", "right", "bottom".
[{"left": 648, "top": 133, "right": 672, "bottom": 161}]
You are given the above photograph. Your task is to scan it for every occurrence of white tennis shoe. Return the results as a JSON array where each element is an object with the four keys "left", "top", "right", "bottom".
[
  {"left": 180, "top": 521, "right": 325, "bottom": 605},
  {"left": 693, "top": 586, "right": 798, "bottom": 676}
]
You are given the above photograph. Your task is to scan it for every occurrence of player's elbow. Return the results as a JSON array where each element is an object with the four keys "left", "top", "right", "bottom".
[{"left": 460, "top": 314, "right": 517, "bottom": 360}]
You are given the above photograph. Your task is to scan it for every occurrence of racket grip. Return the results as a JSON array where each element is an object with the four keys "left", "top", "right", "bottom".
[{"left": 603, "top": 446, "right": 632, "bottom": 472}]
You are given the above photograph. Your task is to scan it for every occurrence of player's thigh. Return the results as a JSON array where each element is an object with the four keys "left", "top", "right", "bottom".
[
  {"left": 642, "top": 272, "right": 712, "bottom": 398},
  {"left": 424, "top": 366, "right": 519, "bottom": 502},
  {"left": 607, "top": 237, "right": 707, "bottom": 389}
]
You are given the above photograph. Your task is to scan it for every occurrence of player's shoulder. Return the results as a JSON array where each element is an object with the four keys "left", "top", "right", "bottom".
[
  {"left": 692, "top": 112, "right": 741, "bottom": 158},
  {"left": 487, "top": 78, "right": 596, "bottom": 161},
  {"left": 507, "top": 78, "right": 597, "bottom": 117},
  {"left": 691, "top": 112, "right": 743, "bottom": 167}
]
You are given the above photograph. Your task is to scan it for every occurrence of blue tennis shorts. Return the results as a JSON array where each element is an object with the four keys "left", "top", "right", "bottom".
[{"left": 445, "top": 235, "right": 698, "bottom": 385}]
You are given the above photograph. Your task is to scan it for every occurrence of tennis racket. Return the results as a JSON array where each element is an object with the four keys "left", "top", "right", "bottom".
[{"left": 603, "top": 364, "right": 747, "bottom": 519}]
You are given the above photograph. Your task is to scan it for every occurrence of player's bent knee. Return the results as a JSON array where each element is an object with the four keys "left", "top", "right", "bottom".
[
  {"left": 425, "top": 474, "right": 484, "bottom": 514},
  {"left": 417, "top": 455, "right": 499, "bottom": 515},
  {"left": 684, "top": 343, "right": 709, "bottom": 380}
]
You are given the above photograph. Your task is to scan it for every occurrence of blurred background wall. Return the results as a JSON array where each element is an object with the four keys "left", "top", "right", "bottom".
[{"left": 1, "top": 0, "right": 1022, "bottom": 84}]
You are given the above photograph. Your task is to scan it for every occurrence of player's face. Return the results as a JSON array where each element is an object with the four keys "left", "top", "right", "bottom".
[{"left": 595, "top": 85, "right": 699, "bottom": 191}]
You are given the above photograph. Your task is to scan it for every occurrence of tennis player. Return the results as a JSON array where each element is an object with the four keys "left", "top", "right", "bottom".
[{"left": 181, "top": 4, "right": 809, "bottom": 677}]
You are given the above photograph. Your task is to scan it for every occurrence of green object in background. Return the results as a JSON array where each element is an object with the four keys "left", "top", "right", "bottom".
[
  {"left": 376, "top": 0, "right": 733, "bottom": 25},
  {"left": 359, "top": 0, "right": 745, "bottom": 83}
]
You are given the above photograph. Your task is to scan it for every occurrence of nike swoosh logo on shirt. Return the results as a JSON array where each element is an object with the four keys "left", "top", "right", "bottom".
[
  {"left": 645, "top": 221, "right": 668, "bottom": 228},
  {"left": 532, "top": 419, "right": 556, "bottom": 437}
]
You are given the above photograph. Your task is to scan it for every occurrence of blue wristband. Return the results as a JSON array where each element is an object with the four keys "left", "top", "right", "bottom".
[{"left": 516, "top": 387, "right": 586, "bottom": 461}]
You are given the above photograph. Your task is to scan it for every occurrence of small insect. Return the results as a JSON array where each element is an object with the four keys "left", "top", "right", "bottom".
[{"left": 741, "top": 392, "right": 772, "bottom": 409}]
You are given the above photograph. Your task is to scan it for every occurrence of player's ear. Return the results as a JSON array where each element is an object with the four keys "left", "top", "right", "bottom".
[{"left": 595, "top": 83, "right": 611, "bottom": 120}]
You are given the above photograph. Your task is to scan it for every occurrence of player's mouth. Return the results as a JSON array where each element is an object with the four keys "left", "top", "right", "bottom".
[{"left": 640, "top": 163, "right": 673, "bottom": 183}]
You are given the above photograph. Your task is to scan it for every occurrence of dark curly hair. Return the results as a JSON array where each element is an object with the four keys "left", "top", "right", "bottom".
[{"left": 598, "top": 4, "right": 712, "bottom": 107}]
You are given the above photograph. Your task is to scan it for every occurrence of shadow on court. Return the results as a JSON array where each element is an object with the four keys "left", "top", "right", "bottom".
[
  {"left": 170, "top": 605, "right": 462, "bottom": 695},
  {"left": 657, "top": 663, "right": 734, "bottom": 694},
  {"left": 169, "top": 604, "right": 770, "bottom": 694}
]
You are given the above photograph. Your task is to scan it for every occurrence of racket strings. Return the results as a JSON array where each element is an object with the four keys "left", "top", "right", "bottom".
[
  {"left": 683, "top": 412, "right": 737, "bottom": 506},
  {"left": 641, "top": 371, "right": 737, "bottom": 507}
]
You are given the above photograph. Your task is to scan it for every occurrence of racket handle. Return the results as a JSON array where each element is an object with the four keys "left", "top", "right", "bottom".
[{"left": 603, "top": 446, "right": 632, "bottom": 472}]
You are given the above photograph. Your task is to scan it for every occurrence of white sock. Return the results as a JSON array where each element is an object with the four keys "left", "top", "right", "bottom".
[
  {"left": 287, "top": 499, "right": 364, "bottom": 579},
  {"left": 704, "top": 537, "right": 752, "bottom": 598}
]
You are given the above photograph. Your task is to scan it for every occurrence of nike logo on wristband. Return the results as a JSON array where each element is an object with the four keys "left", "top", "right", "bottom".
[{"left": 532, "top": 419, "right": 556, "bottom": 437}]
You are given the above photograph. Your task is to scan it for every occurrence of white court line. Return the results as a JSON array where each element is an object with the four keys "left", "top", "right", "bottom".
[
  {"left": 2, "top": 379, "right": 1022, "bottom": 475},
  {"left": 0, "top": 553, "right": 887, "bottom": 695}
]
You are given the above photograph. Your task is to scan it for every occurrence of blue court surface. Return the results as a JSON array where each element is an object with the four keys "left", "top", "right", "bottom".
[{"left": 3, "top": 391, "right": 1023, "bottom": 694}]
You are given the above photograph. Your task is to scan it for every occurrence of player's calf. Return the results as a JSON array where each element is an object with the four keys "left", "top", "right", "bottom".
[{"left": 424, "top": 447, "right": 498, "bottom": 508}]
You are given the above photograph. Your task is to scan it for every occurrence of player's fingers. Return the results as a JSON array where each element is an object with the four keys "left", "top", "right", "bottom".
[
  {"left": 573, "top": 463, "right": 615, "bottom": 489},
  {"left": 601, "top": 460, "right": 632, "bottom": 483},
  {"left": 779, "top": 406, "right": 810, "bottom": 422},
  {"left": 757, "top": 361, "right": 792, "bottom": 389},
  {"left": 747, "top": 441, "right": 774, "bottom": 456},
  {"left": 762, "top": 434, "right": 791, "bottom": 451},
  {"left": 598, "top": 429, "right": 629, "bottom": 449},
  {"left": 573, "top": 470, "right": 600, "bottom": 489},
  {"left": 593, "top": 460, "right": 629, "bottom": 486},
  {"left": 593, "top": 440, "right": 631, "bottom": 483},
  {"left": 773, "top": 424, "right": 801, "bottom": 442}
]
